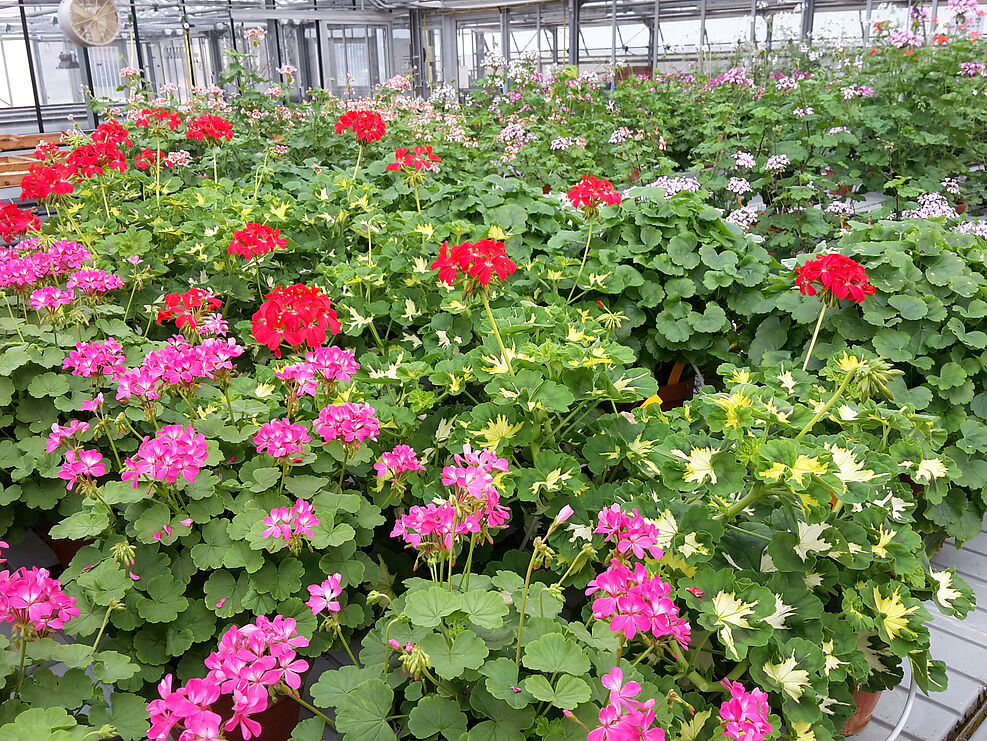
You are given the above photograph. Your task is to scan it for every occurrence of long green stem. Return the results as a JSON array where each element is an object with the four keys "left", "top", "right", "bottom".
[
  {"left": 721, "top": 485, "right": 768, "bottom": 520},
  {"left": 514, "top": 550, "right": 539, "bottom": 665},
  {"left": 481, "top": 291, "right": 513, "bottom": 375},
  {"left": 793, "top": 368, "right": 857, "bottom": 442},
  {"left": 253, "top": 149, "right": 270, "bottom": 200},
  {"left": 413, "top": 182, "right": 421, "bottom": 214},
  {"left": 347, "top": 144, "right": 364, "bottom": 200},
  {"left": 336, "top": 627, "right": 362, "bottom": 668},
  {"left": 801, "top": 301, "right": 828, "bottom": 372},
  {"left": 89, "top": 604, "right": 114, "bottom": 657},
  {"left": 212, "top": 148, "right": 219, "bottom": 183},
  {"left": 155, "top": 137, "right": 161, "bottom": 209},
  {"left": 98, "top": 177, "right": 111, "bottom": 219},
  {"left": 286, "top": 692, "right": 337, "bottom": 728},
  {"left": 3, "top": 295, "right": 24, "bottom": 342},
  {"left": 123, "top": 281, "right": 138, "bottom": 323},
  {"left": 254, "top": 259, "right": 264, "bottom": 303},
  {"left": 458, "top": 532, "right": 478, "bottom": 590},
  {"left": 567, "top": 220, "right": 594, "bottom": 302},
  {"left": 13, "top": 637, "right": 28, "bottom": 699},
  {"left": 337, "top": 449, "right": 350, "bottom": 496},
  {"left": 222, "top": 386, "right": 239, "bottom": 429}
]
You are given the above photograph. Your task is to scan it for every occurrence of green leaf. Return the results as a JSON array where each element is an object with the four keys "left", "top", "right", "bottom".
[
  {"left": 250, "top": 559, "right": 305, "bottom": 600},
  {"left": 20, "top": 668, "right": 94, "bottom": 711},
  {"left": 191, "top": 519, "right": 234, "bottom": 570},
  {"left": 482, "top": 657, "right": 534, "bottom": 709},
  {"left": 27, "top": 372, "right": 70, "bottom": 398},
  {"left": 77, "top": 560, "right": 132, "bottom": 605},
  {"left": 459, "top": 591, "right": 509, "bottom": 630},
  {"left": 0, "top": 707, "right": 79, "bottom": 741},
  {"left": 522, "top": 674, "right": 592, "bottom": 709},
  {"left": 137, "top": 575, "right": 189, "bottom": 623},
  {"left": 310, "top": 665, "right": 371, "bottom": 708},
  {"left": 404, "top": 586, "right": 462, "bottom": 628},
  {"left": 289, "top": 718, "right": 327, "bottom": 741},
  {"left": 48, "top": 509, "right": 109, "bottom": 541},
  {"left": 408, "top": 695, "right": 468, "bottom": 741},
  {"left": 93, "top": 650, "right": 140, "bottom": 683},
  {"left": 887, "top": 295, "right": 928, "bottom": 320},
  {"left": 421, "top": 630, "right": 489, "bottom": 679},
  {"left": 89, "top": 691, "right": 149, "bottom": 741},
  {"left": 521, "top": 632, "right": 591, "bottom": 675},
  {"left": 334, "top": 679, "right": 395, "bottom": 741}
]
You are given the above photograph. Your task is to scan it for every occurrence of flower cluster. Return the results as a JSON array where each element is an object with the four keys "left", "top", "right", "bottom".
[
  {"left": 313, "top": 402, "right": 379, "bottom": 449},
  {"left": 122, "top": 424, "right": 210, "bottom": 489},
  {"left": 727, "top": 177, "right": 752, "bottom": 196},
  {"left": 149, "top": 616, "right": 309, "bottom": 741},
  {"left": 0, "top": 203, "right": 40, "bottom": 243},
  {"left": 385, "top": 146, "right": 441, "bottom": 173},
  {"left": 66, "top": 268, "right": 124, "bottom": 298},
  {"left": 588, "top": 667, "right": 666, "bottom": 741},
  {"left": 440, "top": 444, "right": 510, "bottom": 534},
  {"left": 888, "top": 29, "right": 922, "bottom": 48},
  {"left": 134, "top": 107, "right": 183, "bottom": 131},
  {"left": 765, "top": 154, "right": 790, "bottom": 172},
  {"left": 276, "top": 346, "right": 360, "bottom": 400},
  {"left": 374, "top": 444, "right": 425, "bottom": 482},
  {"left": 0, "top": 239, "right": 90, "bottom": 294},
  {"left": 568, "top": 174, "right": 622, "bottom": 214},
  {"left": 902, "top": 192, "right": 958, "bottom": 219},
  {"left": 391, "top": 502, "right": 462, "bottom": 556},
  {"left": 719, "top": 679, "right": 774, "bottom": 741},
  {"left": 795, "top": 253, "right": 875, "bottom": 304},
  {"left": 63, "top": 338, "right": 127, "bottom": 380},
  {"left": 254, "top": 418, "right": 311, "bottom": 463},
  {"left": 20, "top": 163, "right": 74, "bottom": 202},
  {"left": 228, "top": 223, "right": 288, "bottom": 261},
  {"left": 157, "top": 287, "right": 223, "bottom": 332},
  {"left": 335, "top": 110, "right": 386, "bottom": 142},
  {"left": 65, "top": 141, "right": 128, "bottom": 178},
  {"left": 732, "top": 151, "right": 756, "bottom": 169},
  {"left": 186, "top": 114, "right": 234, "bottom": 145},
  {"left": 648, "top": 175, "right": 701, "bottom": 196},
  {"left": 46, "top": 419, "right": 90, "bottom": 453},
  {"left": 726, "top": 206, "right": 759, "bottom": 230},
  {"left": 30, "top": 286, "right": 74, "bottom": 313},
  {"left": 431, "top": 238, "right": 517, "bottom": 292},
  {"left": 960, "top": 61, "right": 987, "bottom": 77},
  {"left": 262, "top": 499, "right": 320, "bottom": 545},
  {"left": 0, "top": 565, "right": 79, "bottom": 638},
  {"left": 587, "top": 505, "right": 691, "bottom": 646},
  {"left": 58, "top": 448, "right": 105, "bottom": 492},
  {"left": 306, "top": 573, "right": 343, "bottom": 616},
  {"left": 251, "top": 283, "right": 341, "bottom": 358},
  {"left": 117, "top": 336, "right": 242, "bottom": 404}
]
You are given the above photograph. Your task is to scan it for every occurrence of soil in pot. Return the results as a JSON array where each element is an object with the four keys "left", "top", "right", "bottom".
[{"left": 172, "top": 694, "right": 302, "bottom": 741}]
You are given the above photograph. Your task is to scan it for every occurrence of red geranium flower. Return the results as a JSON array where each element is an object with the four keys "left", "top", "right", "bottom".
[
  {"left": 385, "top": 146, "right": 441, "bottom": 172},
  {"left": 157, "top": 287, "right": 223, "bottom": 331},
  {"left": 794, "top": 254, "right": 875, "bottom": 304},
  {"left": 186, "top": 114, "right": 234, "bottom": 145},
  {"left": 335, "top": 110, "right": 386, "bottom": 143},
  {"left": 252, "top": 284, "right": 342, "bottom": 358},
  {"left": 568, "top": 175, "right": 622, "bottom": 213},
  {"left": 65, "top": 142, "right": 128, "bottom": 178},
  {"left": 92, "top": 120, "right": 133, "bottom": 147},
  {"left": 135, "top": 108, "right": 183, "bottom": 132},
  {"left": 134, "top": 148, "right": 161, "bottom": 171},
  {"left": 34, "top": 141, "right": 62, "bottom": 162},
  {"left": 20, "top": 163, "right": 74, "bottom": 202},
  {"left": 228, "top": 223, "right": 288, "bottom": 260},
  {"left": 933, "top": 34, "right": 949, "bottom": 43},
  {"left": 431, "top": 239, "right": 517, "bottom": 292},
  {"left": 0, "top": 203, "right": 41, "bottom": 243}
]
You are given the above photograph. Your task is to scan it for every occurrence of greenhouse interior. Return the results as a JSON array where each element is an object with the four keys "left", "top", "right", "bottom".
[{"left": 2, "top": 0, "right": 987, "bottom": 739}]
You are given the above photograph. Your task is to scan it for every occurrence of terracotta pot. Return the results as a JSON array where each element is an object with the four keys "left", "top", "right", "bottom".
[
  {"left": 957, "top": 200, "right": 967, "bottom": 215},
  {"left": 542, "top": 184, "right": 551, "bottom": 195},
  {"left": 842, "top": 688, "right": 882, "bottom": 736},
  {"left": 31, "top": 522, "right": 91, "bottom": 569},
  {"left": 173, "top": 694, "right": 301, "bottom": 741}
]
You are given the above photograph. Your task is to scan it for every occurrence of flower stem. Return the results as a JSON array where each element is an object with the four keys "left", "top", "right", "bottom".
[
  {"left": 481, "top": 291, "right": 513, "bottom": 375},
  {"left": 212, "top": 148, "right": 219, "bottom": 183},
  {"left": 458, "top": 532, "right": 478, "bottom": 591},
  {"left": 89, "top": 604, "right": 114, "bottom": 657},
  {"left": 567, "top": 220, "right": 594, "bottom": 303},
  {"left": 720, "top": 485, "right": 768, "bottom": 521},
  {"left": 801, "top": 301, "right": 828, "bottom": 372},
  {"left": 222, "top": 386, "right": 239, "bottom": 429},
  {"left": 14, "top": 637, "right": 28, "bottom": 699},
  {"left": 155, "top": 137, "right": 161, "bottom": 209},
  {"left": 98, "top": 177, "right": 111, "bottom": 219},
  {"left": 337, "top": 449, "right": 350, "bottom": 496},
  {"left": 336, "top": 627, "right": 362, "bottom": 668},
  {"left": 3, "top": 295, "right": 24, "bottom": 343},
  {"left": 348, "top": 144, "right": 364, "bottom": 200},
  {"left": 286, "top": 692, "right": 337, "bottom": 728},
  {"left": 254, "top": 259, "right": 264, "bottom": 303},
  {"left": 514, "top": 548, "right": 539, "bottom": 665},
  {"left": 413, "top": 182, "right": 421, "bottom": 214},
  {"left": 793, "top": 367, "right": 857, "bottom": 442}
]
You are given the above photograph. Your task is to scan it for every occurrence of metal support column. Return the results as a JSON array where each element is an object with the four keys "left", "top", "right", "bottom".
[
  {"left": 651, "top": 0, "right": 660, "bottom": 71},
  {"left": 80, "top": 46, "right": 99, "bottom": 128},
  {"left": 501, "top": 7, "right": 510, "bottom": 61},
  {"left": 228, "top": 0, "right": 238, "bottom": 52},
  {"left": 536, "top": 6, "right": 542, "bottom": 70},
  {"left": 610, "top": 0, "right": 617, "bottom": 68},
  {"left": 801, "top": 0, "right": 816, "bottom": 40},
  {"left": 568, "top": 0, "right": 580, "bottom": 65},
  {"left": 698, "top": 0, "right": 707, "bottom": 68},
  {"left": 409, "top": 9, "right": 427, "bottom": 96},
  {"left": 129, "top": 0, "right": 146, "bottom": 73},
  {"left": 17, "top": 0, "right": 44, "bottom": 132},
  {"left": 862, "top": 0, "right": 874, "bottom": 42},
  {"left": 440, "top": 15, "right": 456, "bottom": 85},
  {"left": 750, "top": 0, "right": 758, "bottom": 46},
  {"left": 930, "top": 0, "right": 939, "bottom": 33}
]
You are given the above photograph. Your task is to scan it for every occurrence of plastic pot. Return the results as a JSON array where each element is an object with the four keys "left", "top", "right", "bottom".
[{"left": 842, "top": 688, "right": 882, "bottom": 736}]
